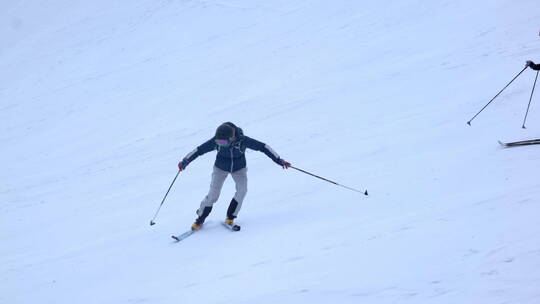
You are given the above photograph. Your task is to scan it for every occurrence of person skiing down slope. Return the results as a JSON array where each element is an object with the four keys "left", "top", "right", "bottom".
[{"left": 178, "top": 122, "right": 291, "bottom": 231}]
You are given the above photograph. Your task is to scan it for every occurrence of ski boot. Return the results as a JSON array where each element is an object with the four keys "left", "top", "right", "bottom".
[
  {"left": 192, "top": 207, "right": 212, "bottom": 231},
  {"left": 191, "top": 217, "right": 204, "bottom": 231},
  {"left": 223, "top": 217, "right": 241, "bottom": 231}
]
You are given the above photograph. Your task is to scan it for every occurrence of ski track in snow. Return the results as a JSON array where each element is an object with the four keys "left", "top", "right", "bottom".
[{"left": 2, "top": 0, "right": 540, "bottom": 303}]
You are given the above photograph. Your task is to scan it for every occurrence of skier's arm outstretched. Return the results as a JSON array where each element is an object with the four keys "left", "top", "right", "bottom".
[
  {"left": 244, "top": 136, "right": 291, "bottom": 169},
  {"left": 178, "top": 138, "right": 216, "bottom": 171}
]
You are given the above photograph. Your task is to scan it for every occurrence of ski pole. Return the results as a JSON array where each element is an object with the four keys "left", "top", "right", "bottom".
[
  {"left": 467, "top": 66, "right": 528, "bottom": 125},
  {"left": 522, "top": 70, "right": 539, "bottom": 129},
  {"left": 150, "top": 170, "right": 180, "bottom": 226},
  {"left": 290, "top": 166, "right": 368, "bottom": 196}
]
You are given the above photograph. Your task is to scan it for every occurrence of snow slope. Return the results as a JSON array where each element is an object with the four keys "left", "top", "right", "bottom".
[{"left": 2, "top": 1, "right": 540, "bottom": 303}]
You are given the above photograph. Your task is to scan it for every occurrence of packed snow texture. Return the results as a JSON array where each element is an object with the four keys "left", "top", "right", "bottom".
[{"left": 2, "top": 1, "right": 540, "bottom": 303}]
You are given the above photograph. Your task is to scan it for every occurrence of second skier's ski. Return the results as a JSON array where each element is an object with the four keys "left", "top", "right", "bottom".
[{"left": 498, "top": 139, "right": 540, "bottom": 147}]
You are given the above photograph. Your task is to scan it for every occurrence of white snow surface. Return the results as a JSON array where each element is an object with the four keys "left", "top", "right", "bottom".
[{"left": 2, "top": 1, "right": 540, "bottom": 303}]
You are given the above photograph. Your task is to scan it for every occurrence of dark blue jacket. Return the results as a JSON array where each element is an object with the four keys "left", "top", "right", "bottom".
[{"left": 182, "top": 123, "right": 283, "bottom": 172}]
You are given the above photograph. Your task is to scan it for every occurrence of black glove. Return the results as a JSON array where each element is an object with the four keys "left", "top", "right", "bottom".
[{"left": 526, "top": 60, "right": 540, "bottom": 71}]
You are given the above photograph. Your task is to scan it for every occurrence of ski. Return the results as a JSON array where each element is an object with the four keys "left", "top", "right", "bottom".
[
  {"left": 172, "top": 222, "right": 239, "bottom": 242},
  {"left": 498, "top": 139, "right": 540, "bottom": 147},
  {"left": 222, "top": 222, "right": 241, "bottom": 231},
  {"left": 171, "top": 230, "right": 195, "bottom": 242}
]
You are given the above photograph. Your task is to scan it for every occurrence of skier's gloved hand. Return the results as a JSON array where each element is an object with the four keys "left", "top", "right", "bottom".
[
  {"left": 527, "top": 61, "right": 540, "bottom": 71},
  {"left": 178, "top": 160, "right": 187, "bottom": 171},
  {"left": 279, "top": 159, "right": 291, "bottom": 169}
]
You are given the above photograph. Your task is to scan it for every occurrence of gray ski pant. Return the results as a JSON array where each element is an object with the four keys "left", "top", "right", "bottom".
[{"left": 197, "top": 166, "right": 247, "bottom": 218}]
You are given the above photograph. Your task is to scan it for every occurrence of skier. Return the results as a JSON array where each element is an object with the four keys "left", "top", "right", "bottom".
[
  {"left": 178, "top": 122, "right": 291, "bottom": 230},
  {"left": 526, "top": 60, "right": 540, "bottom": 71}
]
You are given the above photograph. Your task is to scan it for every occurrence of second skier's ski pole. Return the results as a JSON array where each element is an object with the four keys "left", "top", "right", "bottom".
[
  {"left": 467, "top": 66, "right": 528, "bottom": 125},
  {"left": 150, "top": 170, "right": 180, "bottom": 226},
  {"left": 522, "top": 69, "right": 539, "bottom": 129},
  {"left": 290, "top": 166, "right": 368, "bottom": 196}
]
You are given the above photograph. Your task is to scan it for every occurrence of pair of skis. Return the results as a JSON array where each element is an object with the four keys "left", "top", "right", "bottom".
[
  {"left": 171, "top": 222, "right": 241, "bottom": 242},
  {"left": 498, "top": 138, "right": 540, "bottom": 148}
]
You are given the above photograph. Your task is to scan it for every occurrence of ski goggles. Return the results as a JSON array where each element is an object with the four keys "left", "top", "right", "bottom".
[{"left": 215, "top": 138, "right": 230, "bottom": 147}]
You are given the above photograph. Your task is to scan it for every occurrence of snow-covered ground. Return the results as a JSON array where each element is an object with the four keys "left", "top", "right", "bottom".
[{"left": 2, "top": 1, "right": 540, "bottom": 303}]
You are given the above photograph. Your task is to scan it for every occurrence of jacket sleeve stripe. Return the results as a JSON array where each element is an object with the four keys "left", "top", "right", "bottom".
[
  {"left": 185, "top": 148, "right": 198, "bottom": 161},
  {"left": 183, "top": 138, "right": 216, "bottom": 165},
  {"left": 264, "top": 144, "right": 280, "bottom": 160}
]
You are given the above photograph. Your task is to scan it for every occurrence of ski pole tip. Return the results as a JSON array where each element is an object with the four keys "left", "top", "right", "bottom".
[
  {"left": 364, "top": 190, "right": 369, "bottom": 196},
  {"left": 150, "top": 221, "right": 156, "bottom": 226},
  {"left": 466, "top": 121, "right": 471, "bottom": 126}
]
